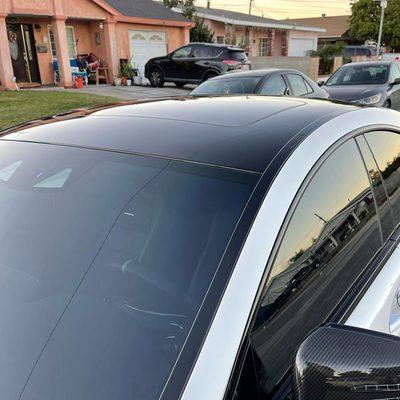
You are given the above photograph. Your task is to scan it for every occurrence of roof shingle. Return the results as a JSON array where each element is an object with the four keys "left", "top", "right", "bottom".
[
  {"left": 283, "top": 15, "right": 350, "bottom": 38},
  {"left": 105, "top": 0, "right": 191, "bottom": 22}
]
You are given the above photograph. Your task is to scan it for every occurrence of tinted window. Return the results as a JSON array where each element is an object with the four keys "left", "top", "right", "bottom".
[
  {"left": 191, "top": 76, "right": 262, "bottom": 95},
  {"left": 0, "top": 141, "right": 257, "bottom": 400},
  {"left": 365, "top": 131, "right": 400, "bottom": 229},
  {"left": 356, "top": 135, "right": 394, "bottom": 241},
  {"left": 192, "top": 45, "right": 212, "bottom": 58},
  {"left": 173, "top": 46, "right": 192, "bottom": 58},
  {"left": 242, "top": 139, "right": 381, "bottom": 397},
  {"left": 225, "top": 49, "right": 248, "bottom": 61},
  {"left": 287, "top": 74, "right": 310, "bottom": 96},
  {"left": 326, "top": 64, "right": 389, "bottom": 86},
  {"left": 259, "top": 74, "right": 287, "bottom": 96}
]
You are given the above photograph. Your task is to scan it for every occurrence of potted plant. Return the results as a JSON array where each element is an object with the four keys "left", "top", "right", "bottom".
[
  {"left": 121, "top": 62, "right": 133, "bottom": 86},
  {"left": 114, "top": 75, "right": 122, "bottom": 86}
]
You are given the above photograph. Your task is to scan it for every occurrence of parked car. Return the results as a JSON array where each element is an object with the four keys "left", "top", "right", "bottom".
[
  {"left": 321, "top": 61, "right": 400, "bottom": 108},
  {"left": 383, "top": 52, "right": 400, "bottom": 62},
  {"left": 190, "top": 68, "right": 329, "bottom": 98},
  {"left": 2, "top": 97, "right": 400, "bottom": 399},
  {"left": 144, "top": 43, "right": 250, "bottom": 88},
  {"left": 344, "top": 45, "right": 377, "bottom": 58}
]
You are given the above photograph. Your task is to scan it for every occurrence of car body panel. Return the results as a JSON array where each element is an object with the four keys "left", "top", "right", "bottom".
[
  {"left": 3, "top": 97, "right": 355, "bottom": 174},
  {"left": 145, "top": 43, "right": 249, "bottom": 85},
  {"left": 191, "top": 68, "right": 330, "bottom": 99},
  {"left": 323, "top": 61, "right": 400, "bottom": 108},
  {"left": 181, "top": 106, "right": 400, "bottom": 400}
]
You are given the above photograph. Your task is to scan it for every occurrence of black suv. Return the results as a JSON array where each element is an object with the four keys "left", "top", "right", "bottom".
[{"left": 144, "top": 43, "right": 250, "bottom": 88}]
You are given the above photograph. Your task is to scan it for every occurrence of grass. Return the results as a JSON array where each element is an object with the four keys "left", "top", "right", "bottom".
[{"left": 0, "top": 91, "right": 121, "bottom": 130}]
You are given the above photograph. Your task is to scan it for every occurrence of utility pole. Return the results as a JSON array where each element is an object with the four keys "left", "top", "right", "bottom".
[
  {"left": 249, "top": 0, "right": 253, "bottom": 15},
  {"left": 377, "top": 0, "right": 388, "bottom": 57}
]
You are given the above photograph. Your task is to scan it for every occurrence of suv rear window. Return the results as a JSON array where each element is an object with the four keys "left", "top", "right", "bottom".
[{"left": 224, "top": 49, "right": 248, "bottom": 61}]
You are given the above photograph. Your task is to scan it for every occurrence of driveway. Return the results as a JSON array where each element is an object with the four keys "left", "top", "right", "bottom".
[{"left": 78, "top": 83, "right": 193, "bottom": 100}]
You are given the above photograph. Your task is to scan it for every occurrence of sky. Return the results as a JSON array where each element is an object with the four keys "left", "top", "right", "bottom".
[{"left": 195, "top": 0, "right": 351, "bottom": 19}]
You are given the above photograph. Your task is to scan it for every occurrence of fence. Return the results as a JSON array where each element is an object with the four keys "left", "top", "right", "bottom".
[{"left": 250, "top": 56, "right": 320, "bottom": 81}]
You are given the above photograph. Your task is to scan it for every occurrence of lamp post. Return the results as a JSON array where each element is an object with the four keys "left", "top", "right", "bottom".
[{"left": 377, "top": 0, "right": 388, "bottom": 57}]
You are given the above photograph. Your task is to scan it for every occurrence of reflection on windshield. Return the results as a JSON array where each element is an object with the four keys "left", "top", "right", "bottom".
[
  {"left": 192, "top": 76, "right": 261, "bottom": 95},
  {"left": 0, "top": 141, "right": 257, "bottom": 400},
  {"left": 326, "top": 65, "right": 388, "bottom": 86},
  {"left": 249, "top": 139, "right": 382, "bottom": 395}
]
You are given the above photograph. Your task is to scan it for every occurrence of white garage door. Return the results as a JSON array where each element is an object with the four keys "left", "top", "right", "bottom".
[
  {"left": 129, "top": 30, "right": 167, "bottom": 80},
  {"left": 288, "top": 38, "right": 315, "bottom": 57}
]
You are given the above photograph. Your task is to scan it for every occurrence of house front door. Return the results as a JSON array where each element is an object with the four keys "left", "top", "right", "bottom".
[{"left": 7, "top": 23, "right": 41, "bottom": 83}]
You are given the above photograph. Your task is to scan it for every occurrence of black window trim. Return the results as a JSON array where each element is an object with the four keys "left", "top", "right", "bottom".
[{"left": 224, "top": 125, "right": 400, "bottom": 400}]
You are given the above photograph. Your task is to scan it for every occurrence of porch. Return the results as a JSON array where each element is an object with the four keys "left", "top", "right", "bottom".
[{"left": 0, "top": 14, "right": 118, "bottom": 90}]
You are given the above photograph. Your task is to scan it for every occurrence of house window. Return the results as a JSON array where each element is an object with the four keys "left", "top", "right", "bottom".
[
  {"left": 216, "top": 35, "right": 224, "bottom": 44},
  {"left": 48, "top": 26, "right": 77, "bottom": 59},
  {"left": 259, "top": 38, "right": 269, "bottom": 56}
]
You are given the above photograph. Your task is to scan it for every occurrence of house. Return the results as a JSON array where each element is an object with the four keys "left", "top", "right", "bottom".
[
  {"left": 0, "top": 0, "right": 192, "bottom": 90},
  {"left": 283, "top": 15, "right": 352, "bottom": 46},
  {"left": 186, "top": 6, "right": 325, "bottom": 57}
]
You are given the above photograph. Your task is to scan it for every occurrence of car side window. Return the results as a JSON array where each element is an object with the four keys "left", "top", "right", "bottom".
[
  {"left": 259, "top": 74, "right": 288, "bottom": 96},
  {"left": 390, "top": 64, "right": 400, "bottom": 82},
  {"left": 234, "top": 139, "right": 382, "bottom": 399},
  {"left": 286, "top": 74, "right": 310, "bottom": 96},
  {"left": 365, "top": 131, "right": 400, "bottom": 229},
  {"left": 173, "top": 46, "right": 192, "bottom": 59},
  {"left": 192, "top": 45, "right": 212, "bottom": 58},
  {"left": 356, "top": 135, "right": 394, "bottom": 241}
]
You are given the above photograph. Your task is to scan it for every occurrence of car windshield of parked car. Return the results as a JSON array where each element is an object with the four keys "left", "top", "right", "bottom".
[
  {"left": 191, "top": 76, "right": 262, "bottom": 95},
  {"left": 0, "top": 141, "right": 257, "bottom": 400},
  {"left": 325, "top": 64, "right": 389, "bottom": 86}
]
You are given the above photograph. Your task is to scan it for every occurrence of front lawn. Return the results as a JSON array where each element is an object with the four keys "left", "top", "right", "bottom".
[{"left": 0, "top": 91, "right": 121, "bottom": 130}]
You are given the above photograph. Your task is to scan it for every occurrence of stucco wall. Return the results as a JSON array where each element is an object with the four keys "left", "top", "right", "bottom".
[
  {"left": 62, "top": 0, "right": 108, "bottom": 19},
  {"left": 1, "top": 0, "right": 107, "bottom": 18},
  {"left": 250, "top": 56, "right": 313, "bottom": 77},
  {"left": 116, "top": 22, "right": 187, "bottom": 61}
]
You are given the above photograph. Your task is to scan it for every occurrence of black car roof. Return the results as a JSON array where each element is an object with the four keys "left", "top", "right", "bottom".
[
  {"left": 1, "top": 96, "right": 356, "bottom": 174},
  {"left": 209, "top": 68, "right": 307, "bottom": 79}
]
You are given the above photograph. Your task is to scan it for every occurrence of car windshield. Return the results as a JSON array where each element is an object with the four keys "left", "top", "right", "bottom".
[
  {"left": 191, "top": 76, "right": 262, "bottom": 95},
  {"left": 0, "top": 141, "right": 257, "bottom": 400},
  {"left": 325, "top": 64, "right": 389, "bottom": 86}
]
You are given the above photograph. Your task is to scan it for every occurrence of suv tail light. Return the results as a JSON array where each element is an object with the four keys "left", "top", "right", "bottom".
[{"left": 223, "top": 60, "right": 241, "bottom": 66}]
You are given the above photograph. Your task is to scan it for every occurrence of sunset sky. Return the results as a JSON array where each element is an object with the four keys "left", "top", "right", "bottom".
[{"left": 195, "top": 0, "right": 351, "bottom": 19}]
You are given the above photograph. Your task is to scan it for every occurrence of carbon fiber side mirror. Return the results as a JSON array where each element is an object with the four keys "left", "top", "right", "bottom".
[{"left": 293, "top": 324, "right": 400, "bottom": 400}]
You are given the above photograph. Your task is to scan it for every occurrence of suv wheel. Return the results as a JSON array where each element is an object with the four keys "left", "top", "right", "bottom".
[
  {"left": 203, "top": 71, "right": 218, "bottom": 81},
  {"left": 149, "top": 68, "right": 164, "bottom": 88}
]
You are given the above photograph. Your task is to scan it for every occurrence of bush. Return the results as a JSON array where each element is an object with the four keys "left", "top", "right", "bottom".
[{"left": 309, "top": 42, "right": 346, "bottom": 75}]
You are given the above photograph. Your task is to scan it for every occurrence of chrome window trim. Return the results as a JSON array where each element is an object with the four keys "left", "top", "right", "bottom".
[{"left": 181, "top": 108, "right": 400, "bottom": 400}]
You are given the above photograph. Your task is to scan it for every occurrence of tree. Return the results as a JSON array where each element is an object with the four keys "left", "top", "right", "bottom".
[
  {"left": 349, "top": 0, "right": 400, "bottom": 51},
  {"left": 190, "top": 17, "right": 215, "bottom": 43},
  {"left": 163, "top": 0, "right": 194, "bottom": 19},
  {"left": 163, "top": 0, "right": 214, "bottom": 43}
]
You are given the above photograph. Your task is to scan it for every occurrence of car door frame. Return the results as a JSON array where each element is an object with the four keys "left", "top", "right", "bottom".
[
  {"left": 163, "top": 45, "right": 193, "bottom": 80},
  {"left": 180, "top": 108, "right": 400, "bottom": 400}
]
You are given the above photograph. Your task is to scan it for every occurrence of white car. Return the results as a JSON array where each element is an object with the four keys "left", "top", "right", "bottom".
[{"left": 1, "top": 96, "right": 400, "bottom": 399}]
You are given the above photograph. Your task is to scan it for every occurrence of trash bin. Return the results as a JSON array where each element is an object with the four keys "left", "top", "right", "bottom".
[{"left": 75, "top": 76, "right": 84, "bottom": 89}]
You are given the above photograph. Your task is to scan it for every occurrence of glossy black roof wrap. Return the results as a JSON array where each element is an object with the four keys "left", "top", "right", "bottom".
[{"left": 2, "top": 96, "right": 356, "bottom": 173}]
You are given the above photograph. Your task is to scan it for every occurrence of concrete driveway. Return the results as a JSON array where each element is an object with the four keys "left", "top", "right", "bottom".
[{"left": 79, "top": 83, "right": 193, "bottom": 100}]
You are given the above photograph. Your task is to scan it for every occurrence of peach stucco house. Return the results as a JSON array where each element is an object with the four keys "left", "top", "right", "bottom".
[
  {"left": 0, "top": 0, "right": 192, "bottom": 90},
  {"left": 188, "top": 6, "right": 325, "bottom": 58}
]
